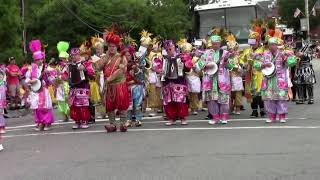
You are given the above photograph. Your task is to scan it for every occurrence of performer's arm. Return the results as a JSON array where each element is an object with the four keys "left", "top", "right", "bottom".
[{"left": 106, "top": 56, "right": 127, "bottom": 83}]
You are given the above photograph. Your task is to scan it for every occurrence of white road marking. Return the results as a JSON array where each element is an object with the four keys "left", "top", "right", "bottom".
[{"left": 3, "top": 125, "right": 320, "bottom": 139}]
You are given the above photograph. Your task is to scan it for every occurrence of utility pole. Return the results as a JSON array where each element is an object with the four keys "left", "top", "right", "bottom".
[
  {"left": 21, "top": 0, "right": 27, "bottom": 57},
  {"left": 305, "top": 0, "right": 310, "bottom": 41}
]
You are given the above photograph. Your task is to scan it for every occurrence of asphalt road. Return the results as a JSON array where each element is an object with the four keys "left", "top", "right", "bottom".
[{"left": 0, "top": 59, "right": 319, "bottom": 180}]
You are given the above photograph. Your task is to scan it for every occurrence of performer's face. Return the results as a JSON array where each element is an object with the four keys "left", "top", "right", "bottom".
[
  {"left": 35, "top": 59, "right": 43, "bottom": 66},
  {"left": 125, "top": 51, "right": 132, "bottom": 62},
  {"left": 96, "top": 46, "right": 104, "bottom": 55},
  {"left": 72, "top": 55, "right": 81, "bottom": 62},
  {"left": 167, "top": 45, "right": 176, "bottom": 56},
  {"left": 269, "top": 43, "right": 278, "bottom": 53},
  {"left": 212, "top": 42, "right": 221, "bottom": 50},
  {"left": 108, "top": 43, "right": 117, "bottom": 55}
]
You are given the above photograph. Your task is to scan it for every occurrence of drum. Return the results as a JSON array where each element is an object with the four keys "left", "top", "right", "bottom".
[
  {"left": 30, "top": 79, "right": 42, "bottom": 92},
  {"left": 262, "top": 63, "right": 276, "bottom": 78}
]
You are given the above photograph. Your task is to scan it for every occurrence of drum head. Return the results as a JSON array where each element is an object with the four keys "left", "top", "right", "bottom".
[
  {"left": 206, "top": 62, "right": 218, "bottom": 75},
  {"left": 262, "top": 63, "right": 275, "bottom": 77},
  {"left": 31, "top": 79, "right": 42, "bottom": 92}
]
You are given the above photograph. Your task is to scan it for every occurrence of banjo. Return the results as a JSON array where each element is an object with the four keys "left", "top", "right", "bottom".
[
  {"left": 262, "top": 52, "right": 278, "bottom": 78},
  {"left": 30, "top": 64, "right": 46, "bottom": 92}
]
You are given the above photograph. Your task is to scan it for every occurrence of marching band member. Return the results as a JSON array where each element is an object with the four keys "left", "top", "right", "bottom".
[
  {"left": 26, "top": 40, "right": 55, "bottom": 131},
  {"left": 162, "top": 40, "right": 191, "bottom": 126},
  {"left": 95, "top": 32, "right": 130, "bottom": 133},
  {"left": 147, "top": 37, "right": 164, "bottom": 116},
  {"left": 227, "top": 34, "right": 244, "bottom": 115},
  {"left": 178, "top": 38, "right": 201, "bottom": 115},
  {"left": 125, "top": 43, "right": 145, "bottom": 127},
  {"left": 196, "top": 35, "right": 233, "bottom": 125},
  {"left": 293, "top": 41, "right": 316, "bottom": 105},
  {"left": 68, "top": 48, "right": 95, "bottom": 129},
  {"left": 7, "top": 57, "right": 21, "bottom": 110},
  {"left": 239, "top": 30, "right": 266, "bottom": 118},
  {"left": 254, "top": 37, "right": 297, "bottom": 123},
  {"left": 56, "top": 41, "right": 70, "bottom": 122},
  {"left": 91, "top": 37, "right": 106, "bottom": 118},
  {"left": 46, "top": 58, "right": 58, "bottom": 106},
  {"left": 0, "top": 67, "right": 6, "bottom": 151}
]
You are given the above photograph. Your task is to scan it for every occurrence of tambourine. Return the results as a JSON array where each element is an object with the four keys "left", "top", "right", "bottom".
[{"left": 262, "top": 63, "right": 276, "bottom": 78}]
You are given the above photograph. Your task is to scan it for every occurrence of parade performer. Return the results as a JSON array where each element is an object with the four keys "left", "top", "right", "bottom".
[
  {"left": 293, "top": 41, "right": 316, "bottom": 104},
  {"left": 46, "top": 58, "right": 58, "bottom": 106},
  {"left": 162, "top": 40, "right": 191, "bottom": 126},
  {"left": 91, "top": 36, "right": 106, "bottom": 118},
  {"left": 125, "top": 42, "right": 145, "bottom": 127},
  {"left": 147, "top": 37, "right": 164, "bottom": 116},
  {"left": 254, "top": 37, "right": 296, "bottom": 123},
  {"left": 196, "top": 34, "right": 233, "bottom": 125},
  {"left": 0, "top": 68, "right": 5, "bottom": 151},
  {"left": 178, "top": 38, "right": 201, "bottom": 115},
  {"left": 95, "top": 31, "right": 130, "bottom": 133},
  {"left": 0, "top": 69, "right": 7, "bottom": 134},
  {"left": 227, "top": 34, "right": 244, "bottom": 115},
  {"left": 56, "top": 41, "right": 70, "bottom": 122},
  {"left": 239, "top": 30, "right": 266, "bottom": 118},
  {"left": 80, "top": 40, "right": 99, "bottom": 123},
  {"left": 69, "top": 47, "right": 95, "bottom": 129},
  {"left": 7, "top": 57, "right": 21, "bottom": 110},
  {"left": 26, "top": 40, "right": 55, "bottom": 131}
]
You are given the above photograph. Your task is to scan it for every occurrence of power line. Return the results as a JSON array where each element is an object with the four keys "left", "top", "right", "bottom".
[{"left": 57, "top": 0, "right": 104, "bottom": 34}]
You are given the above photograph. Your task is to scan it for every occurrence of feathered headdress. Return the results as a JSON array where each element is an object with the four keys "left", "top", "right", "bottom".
[
  {"left": 105, "top": 31, "right": 121, "bottom": 46},
  {"left": 29, "top": 39, "right": 45, "bottom": 61},
  {"left": 80, "top": 38, "right": 93, "bottom": 56},
  {"left": 163, "top": 40, "right": 176, "bottom": 51},
  {"left": 140, "top": 30, "right": 153, "bottom": 46},
  {"left": 120, "top": 34, "right": 137, "bottom": 57},
  {"left": 57, "top": 41, "right": 70, "bottom": 58},
  {"left": 91, "top": 35, "right": 105, "bottom": 49},
  {"left": 226, "top": 34, "right": 238, "bottom": 50},
  {"left": 177, "top": 38, "right": 193, "bottom": 53}
]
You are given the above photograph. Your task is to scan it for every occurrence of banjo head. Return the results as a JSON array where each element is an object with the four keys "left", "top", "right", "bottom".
[
  {"left": 206, "top": 62, "right": 218, "bottom": 75},
  {"left": 31, "top": 79, "right": 42, "bottom": 92},
  {"left": 262, "top": 63, "right": 276, "bottom": 78}
]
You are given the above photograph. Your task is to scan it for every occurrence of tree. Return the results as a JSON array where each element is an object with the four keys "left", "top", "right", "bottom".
[{"left": 0, "top": 1, "right": 22, "bottom": 64}]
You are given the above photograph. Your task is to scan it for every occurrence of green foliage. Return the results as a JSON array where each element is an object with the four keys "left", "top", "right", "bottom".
[
  {"left": 0, "top": 0, "right": 22, "bottom": 64},
  {"left": 0, "top": 0, "right": 193, "bottom": 63}
]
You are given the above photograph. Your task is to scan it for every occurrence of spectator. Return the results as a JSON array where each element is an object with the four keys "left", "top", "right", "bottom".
[{"left": 6, "top": 57, "right": 21, "bottom": 110}]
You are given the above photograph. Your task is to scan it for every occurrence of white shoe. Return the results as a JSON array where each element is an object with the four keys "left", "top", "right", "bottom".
[
  {"left": 181, "top": 120, "right": 188, "bottom": 125},
  {"left": 34, "top": 127, "right": 41, "bottom": 131},
  {"left": 208, "top": 120, "right": 218, "bottom": 125},
  {"left": 220, "top": 120, "right": 228, "bottom": 124},
  {"left": 81, "top": 124, "right": 89, "bottom": 129},
  {"left": 192, "top": 111, "right": 198, "bottom": 115},
  {"left": 149, "top": 113, "right": 156, "bottom": 117},
  {"left": 235, "top": 111, "right": 241, "bottom": 115},
  {"left": 43, "top": 127, "right": 51, "bottom": 131},
  {"left": 165, "top": 121, "right": 177, "bottom": 126},
  {"left": 0, "top": 144, "right": 3, "bottom": 151},
  {"left": 265, "top": 119, "right": 273, "bottom": 123},
  {"left": 280, "top": 119, "right": 287, "bottom": 123},
  {"left": 0, "top": 129, "right": 6, "bottom": 134},
  {"left": 72, "top": 124, "right": 81, "bottom": 129}
]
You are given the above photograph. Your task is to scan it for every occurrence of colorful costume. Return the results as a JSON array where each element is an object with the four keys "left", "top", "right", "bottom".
[
  {"left": 178, "top": 38, "right": 201, "bottom": 115},
  {"left": 227, "top": 34, "right": 243, "bottom": 115},
  {"left": 56, "top": 41, "right": 70, "bottom": 121},
  {"left": 6, "top": 58, "right": 21, "bottom": 109},
  {"left": 26, "top": 40, "right": 55, "bottom": 130},
  {"left": 146, "top": 36, "right": 163, "bottom": 113},
  {"left": 239, "top": 31, "right": 265, "bottom": 117},
  {"left": 95, "top": 32, "right": 129, "bottom": 132},
  {"left": 68, "top": 48, "right": 94, "bottom": 129},
  {"left": 0, "top": 69, "right": 7, "bottom": 133},
  {"left": 162, "top": 40, "right": 191, "bottom": 125},
  {"left": 293, "top": 41, "right": 316, "bottom": 104},
  {"left": 254, "top": 37, "right": 296, "bottom": 123},
  {"left": 196, "top": 35, "right": 233, "bottom": 124}
]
